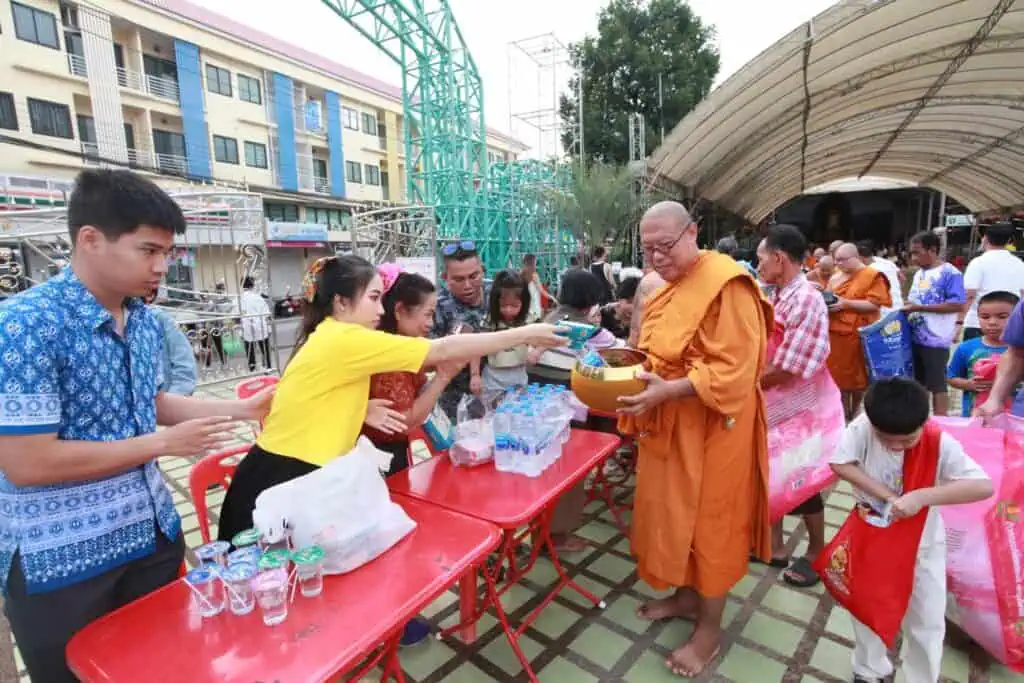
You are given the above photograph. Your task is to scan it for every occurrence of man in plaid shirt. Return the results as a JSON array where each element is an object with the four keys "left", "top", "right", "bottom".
[{"left": 757, "top": 224, "right": 831, "bottom": 588}]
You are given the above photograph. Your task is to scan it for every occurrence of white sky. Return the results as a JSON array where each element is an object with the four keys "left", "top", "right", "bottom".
[{"left": 197, "top": 0, "right": 837, "bottom": 153}]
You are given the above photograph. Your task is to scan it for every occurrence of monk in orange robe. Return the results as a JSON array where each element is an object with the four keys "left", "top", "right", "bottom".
[
  {"left": 827, "top": 242, "right": 892, "bottom": 418},
  {"left": 618, "top": 201, "right": 772, "bottom": 677},
  {"left": 807, "top": 255, "right": 834, "bottom": 290}
]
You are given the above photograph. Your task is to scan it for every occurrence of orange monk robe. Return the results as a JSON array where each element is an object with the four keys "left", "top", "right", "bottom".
[
  {"left": 826, "top": 267, "right": 892, "bottom": 391},
  {"left": 619, "top": 252, "right": 773, "bottom": 598}
]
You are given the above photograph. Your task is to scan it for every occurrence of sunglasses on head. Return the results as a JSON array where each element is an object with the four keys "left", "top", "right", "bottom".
[{"left": 442, "top": 240, "right": 477, "bottom": 256}]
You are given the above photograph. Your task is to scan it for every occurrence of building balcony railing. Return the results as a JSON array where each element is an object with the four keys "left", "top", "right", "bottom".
[
  {"left": 314, "top": 176, "right": 330, "bottom": 194},
  {"left": 65, "top": 53, "right": 179, "bottom": 102},
  {"left": 144, "top": 74, "right": 180, "bottom": 101},
  {"left": 80, "top": 143, "right": 187, "bottom": 176},
  {"left": 68, "top": 53, "right": 88, "bottom": 78}
]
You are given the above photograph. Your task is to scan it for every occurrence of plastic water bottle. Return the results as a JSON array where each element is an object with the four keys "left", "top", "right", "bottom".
[
  {"left": 493, "top": 406, "right": 512, "bottom": 472},
  {"left": 509, "top": 408, "right": 527, "bottom": 475},
  {"left": 521, "top": 407, "right": 543, "bottom": 478}
]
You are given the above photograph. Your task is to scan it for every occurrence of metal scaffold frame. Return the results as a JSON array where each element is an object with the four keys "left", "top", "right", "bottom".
[{"left": 320, "top": 0, "right": 576, "bottom": 283}]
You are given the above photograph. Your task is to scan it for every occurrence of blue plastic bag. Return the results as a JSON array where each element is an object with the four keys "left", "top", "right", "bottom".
[{"left": 859, "top": 310, "right": 915, "bottom": 381}]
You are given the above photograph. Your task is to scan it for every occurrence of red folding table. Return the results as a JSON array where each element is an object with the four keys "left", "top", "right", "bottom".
[
  {"left": 388, "top": 429, "right": 621, "bottom": 683},
  {"left": 66, "top": 497, "right": 501, "bottom": 683}
]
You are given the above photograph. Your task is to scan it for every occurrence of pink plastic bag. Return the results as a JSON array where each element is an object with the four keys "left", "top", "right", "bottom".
[
  {"left": 934, "top": 416, "right": 1024, "bottom": 672},
  {"left": 972, "top": 354, "right": 1011, "bottom": 412},
  {"left": 764, "top": 323, "right": 844, "bottom": 521}
]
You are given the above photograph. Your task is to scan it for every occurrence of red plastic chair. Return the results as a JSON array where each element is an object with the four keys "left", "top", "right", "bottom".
[
  {"left": 235, "top": 376, "right": 279, "bottom": 437},
  {"left": 235, "top": 375, "right": 279, "bottom": 400},
  {"left": 188, "top": 444, "right": 251, "bottom": 544}
]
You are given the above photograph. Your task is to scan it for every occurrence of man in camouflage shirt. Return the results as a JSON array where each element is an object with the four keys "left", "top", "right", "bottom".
[{"left": 431, "top": 242, "right": 490, "bottom": 418}]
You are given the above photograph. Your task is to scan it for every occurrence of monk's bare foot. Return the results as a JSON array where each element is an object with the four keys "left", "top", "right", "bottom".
[
  {"left": 636, "top": 591, "right": 698, "bottom": 622},
  {"left": 666, "top": 633, "right": 721, "bottom": 678}
]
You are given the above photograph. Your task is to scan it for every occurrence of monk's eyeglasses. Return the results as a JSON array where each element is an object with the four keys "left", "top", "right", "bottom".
[{"left": 642, "top": 223, "right": 694, "bottom": 257}]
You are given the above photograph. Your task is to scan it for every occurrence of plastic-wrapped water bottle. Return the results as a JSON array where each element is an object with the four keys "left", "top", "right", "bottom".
[
  {"left": 521, "top": 407, "right": 543, "bottom": 478},
  {"left": 509, "top": 408, "right": 527, "bottom": 475},
  {"left": 493, "top": 406, "right": 513, "bottom": 472}
]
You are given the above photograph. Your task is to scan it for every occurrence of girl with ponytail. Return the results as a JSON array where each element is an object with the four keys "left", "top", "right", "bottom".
[{"left": 218, "top": 255, "right": 568, "bottom": 542}]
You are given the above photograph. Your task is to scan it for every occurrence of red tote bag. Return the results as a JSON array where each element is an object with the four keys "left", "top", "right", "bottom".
[{"left": 812, "top": 423, "right": 942, "bottom": 647}]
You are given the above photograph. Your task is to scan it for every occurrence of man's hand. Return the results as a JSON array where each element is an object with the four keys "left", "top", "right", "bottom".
[
  {"left": 158, "top": 416, "right": 239, "bottom": 457},
  {"left": 827, "top": 298, "right": 846, "bottom": 313},
  {"left": 240, "top": 385, "right": 276, "bottom": 421},
  {"left": 365, "top": 399, "right": 406, "bottom": 435},
  {"left": 890, "top": 490, "right": 927, "bottom": 520},
  {"left": 526, "top": 347, "right": 544, "bottom": 365},
  {"left": 617, "top": 370, "right": 674, "bottom": 415},
  {"left": 469, "top": 374, "right": 482, "bottom": 395},
  {"left": 902, "top": 303, "right": 920, "bottom": 314}
]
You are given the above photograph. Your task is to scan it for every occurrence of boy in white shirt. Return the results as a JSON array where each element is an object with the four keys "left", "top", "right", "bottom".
[{"left": 829, "top": 378, "right": 993, "bottom": 683}]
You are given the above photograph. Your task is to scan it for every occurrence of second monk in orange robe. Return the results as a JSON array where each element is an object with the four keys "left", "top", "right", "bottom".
[
  {"left": 827, "top": 242, "right": 892, "bottom": 418},
  {"left": 618, "top": 201, "right": 772, "bottom": 678}
]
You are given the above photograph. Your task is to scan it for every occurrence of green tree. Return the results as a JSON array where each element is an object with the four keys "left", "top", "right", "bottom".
[
  {"left": 548, "top": 162, "right": 638, "bottom": 247},
  {"left": 559, "top": 0, "right": 720, "bottom": 165}
]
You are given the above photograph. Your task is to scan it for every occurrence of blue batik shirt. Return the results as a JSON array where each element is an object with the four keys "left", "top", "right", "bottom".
[{"left": 0, "top": 269, "right": 180, "bottom": 595}]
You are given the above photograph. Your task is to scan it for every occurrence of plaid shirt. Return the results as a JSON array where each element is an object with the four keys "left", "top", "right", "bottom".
[{"left": 770, "top": 274, "right": 830, "bottom": 380}]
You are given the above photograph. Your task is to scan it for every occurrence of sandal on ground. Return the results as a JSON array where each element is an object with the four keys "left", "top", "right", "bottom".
[
  {"left": 750, "top": 554, "right": 789, "bottom": 569},
  {"left": 782, "top": 556, "right": 821, "bottom": 587}
]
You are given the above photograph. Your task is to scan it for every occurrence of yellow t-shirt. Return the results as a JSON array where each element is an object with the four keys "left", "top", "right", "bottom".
[{"left": 257, "top": 318, "right": 430, "bottom": 466}]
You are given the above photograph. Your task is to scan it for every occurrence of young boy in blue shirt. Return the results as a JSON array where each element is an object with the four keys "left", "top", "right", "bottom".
[{"left": 947, "top": 290, "right": 1020, "bottom": 416}]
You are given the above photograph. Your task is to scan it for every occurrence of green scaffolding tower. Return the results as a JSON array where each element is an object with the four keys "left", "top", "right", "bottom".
[{"left": 321, "top": 0, "right": 577, "bottom": 285}]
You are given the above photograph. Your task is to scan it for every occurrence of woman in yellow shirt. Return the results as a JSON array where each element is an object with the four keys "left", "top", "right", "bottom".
[{"left": 218, "top": 254, "right": 567, "bottom": 540}]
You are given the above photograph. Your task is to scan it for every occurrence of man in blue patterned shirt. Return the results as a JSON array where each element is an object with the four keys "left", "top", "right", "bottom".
[{"left": 0, "top": 170, "right": 273, "bottom": 682}]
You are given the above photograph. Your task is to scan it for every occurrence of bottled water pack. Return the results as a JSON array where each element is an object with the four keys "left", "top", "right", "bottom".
[{"left": 492, "top": 384, "right": 583, "bottom": 477}]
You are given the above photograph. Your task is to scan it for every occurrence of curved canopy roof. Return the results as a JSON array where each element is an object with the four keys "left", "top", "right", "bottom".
[{"left": 649, "top": 0, "right": 1024, "bottom": 223}]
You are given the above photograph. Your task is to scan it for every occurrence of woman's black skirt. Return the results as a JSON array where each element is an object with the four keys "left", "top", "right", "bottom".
[{"left": 217, "top": 444, "right": 319, "bottom": 543}]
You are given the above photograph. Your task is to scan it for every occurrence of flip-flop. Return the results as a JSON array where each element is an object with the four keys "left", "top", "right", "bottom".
[
  {"left": 782, "top": 556, "right": 821, "bottom": 587},
  {"left": 750, "top": 554, "right": 789, "bottom": 569}
]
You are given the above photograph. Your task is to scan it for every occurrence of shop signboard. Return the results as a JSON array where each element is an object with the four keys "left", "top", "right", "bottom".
[{"left": 266, "top": 221, "right": 329, "bottom": 248}]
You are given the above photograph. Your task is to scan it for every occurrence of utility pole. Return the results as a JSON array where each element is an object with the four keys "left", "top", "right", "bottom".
[
  {"left": 658, "top": 72, "right": 665, "bottom": 144},
  {"left": 577, "top": 56, "right": 585, "bottom": 165}
]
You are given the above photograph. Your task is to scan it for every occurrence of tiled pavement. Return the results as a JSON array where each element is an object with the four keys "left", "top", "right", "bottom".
[{"left": 5, "top": 381, "right": 1022, "bottom": 682}]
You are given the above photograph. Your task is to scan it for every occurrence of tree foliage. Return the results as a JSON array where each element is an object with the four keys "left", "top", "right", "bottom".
[
  {"left": 548, "top": 162, "right": 638, "bottom": 247},
  {"left": 559, "top": 0, "right": 720, "bottom": 165}
]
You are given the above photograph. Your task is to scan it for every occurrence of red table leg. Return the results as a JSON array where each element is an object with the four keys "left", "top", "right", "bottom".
[
  {"left": 443, "top": 510, "right": 607, "bottom": 683},
  {"left": 457, "top": 568, "right": 479, "bottom": 643}
]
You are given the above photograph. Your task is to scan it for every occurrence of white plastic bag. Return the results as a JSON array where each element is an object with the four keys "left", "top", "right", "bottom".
[
  {"left": 451, "top": 394, "right": 494, "bottom": 466},
  {"left": 252, "top": 437, "right": 416, "bottom": 575}
]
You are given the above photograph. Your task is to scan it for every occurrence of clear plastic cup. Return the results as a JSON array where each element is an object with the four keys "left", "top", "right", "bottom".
[
  {"left": 231, "top": 528, "right": 261, "bottom": 550},
  {"left": 259, "top": 530, "right": 292, "bottom": 554},
  {"left": 195, "top": 540, "right": 231, "bottom": 568},
  {"left": 227, "top": 546, "right": 262, "bottom": 568},
  {"left": 262, "top": 548, "right": 291, "bottom": 570},
  {"left": 251, "top": 567, "right": 289, "bottom": 626},
  {"left": 291, "top": 546, "right": 326, "bottom": 598},
  {"left": 185, "top": 567, "right": 225, "bottom": 617},
  {"left": 222, "top": 563, "right": 257, "bottom": 616}
]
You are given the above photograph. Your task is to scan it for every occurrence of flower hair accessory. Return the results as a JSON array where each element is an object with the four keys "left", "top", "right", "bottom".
[
  {"left": 302, "top": 256, "right": 336, "bottom": 302},
  {"left": 377, "top": 263, "right": 404, "bottom": 294}
]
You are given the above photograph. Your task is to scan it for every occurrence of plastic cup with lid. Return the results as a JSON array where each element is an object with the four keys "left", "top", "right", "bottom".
[
  {"left": 184, "top": 567, "right": 225, "bottom": 617},
  {"left": 291, "top": 546, "right": 326, "bottom": 598},
  {"left": 231, "top": 528, "right": 261, "bottom": 550},
  {"left": 194, "top": 540, "right": 231, "bottom": 568},
  {"left": 222, "top": 562, "right": 258, "bottom": 615},
  {"left": 251, "top": 567, "right": 289, "bottom": 626},
  {"left": 227, "top": 546, "right": 262, "bottom": 568}
]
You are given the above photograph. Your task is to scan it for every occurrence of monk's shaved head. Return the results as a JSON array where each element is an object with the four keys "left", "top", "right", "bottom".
[
  {"left": 818, "top": 255, "right": 834, "bottom": 270},
  {"left": 835, "top": 243, "right": 863, "bottom": 274},
  {"left": 828, "top": 240, "right": 843, "bottom": 255},
  {"left": 813, "top": 247, "right": 826, "bottom": 259},
  {"left": 642, "top": 201, "right": 692, "bottom": 230},
  {"left": 640, "top": 201, "right": 699, "bottom": 282}
]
